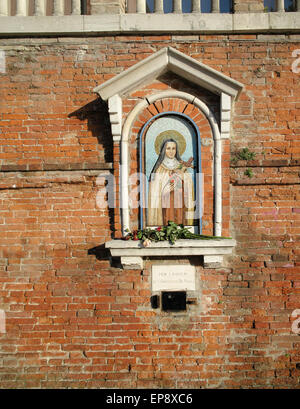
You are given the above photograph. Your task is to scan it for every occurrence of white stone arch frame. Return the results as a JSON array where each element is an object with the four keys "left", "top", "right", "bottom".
[
  {"left": 121, "top": 90, "right": 223, "bottom": 236},
  {"left": 94, "top": 46, "right": 243, "bottom": 238},
  {"left": 93, "top": 47, "right": 243, "bottom": 268}
]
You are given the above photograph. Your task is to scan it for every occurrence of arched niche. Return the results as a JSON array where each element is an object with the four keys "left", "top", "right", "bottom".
[
  {"left": 139, "top": 111, "right": 201, "bottom": 232},
  {"left": 93, "top": 47, "right": 243, "bottom": 269},
  {"left": 121, "top": 90, "right": 220, "bottom": 237}
]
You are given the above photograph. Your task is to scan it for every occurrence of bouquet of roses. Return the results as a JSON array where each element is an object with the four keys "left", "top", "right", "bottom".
[{"left": 122, "top": 221, "right": 231, "bottom": 246}]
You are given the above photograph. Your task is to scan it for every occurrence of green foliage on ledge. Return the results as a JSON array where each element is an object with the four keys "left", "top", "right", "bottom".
[
  {"left": 123, "top": 221, "right": 231, "bottom": 245},
  {"left": 231, "top": 148, "right": 256, "bottom": 179},
  {"left": 244, "top": 168, "right": 254, "bottom": 178},
  {"left": 231, "top": 147, "right": 256, "bottom": 164}
]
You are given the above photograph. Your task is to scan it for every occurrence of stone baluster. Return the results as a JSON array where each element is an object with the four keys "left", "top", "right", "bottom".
[
  {"left": 173, "top": 0, "right": 182, "bottom": 13},
  {"left": 90, "top": 0, "right": 126, "bottom": 14},
  {"left": 16, "top": 0, "right": 28, "bottom": 16},
  {"left": 71, "top": 0, "right": 81, "bottom": 15},
  {"left": 192, "top": 0, "right": 201, "bottom": 13},
  {"left": 277, "top": 0, "right": 285, "bottom": 12},
  {"left": 297, "top": 0, "right": 300, "bottom": 11},
  {"left": 154, "top": 0, "right": 164, "bottom": 13},
  {"left": 53, "top": 0, "right": 64, "bottom": 15},
  {"left": 211, "top": 0, "right": 220, "bottom": 13},
  {"left": 34, "top": 0, "right": 46, "bottom": 16},
  {"left": 136, "top": 0, "right": 146, "bottom": 13},
  {"left": 0, "top": 0, "right": 9, "bottom": 16},
  {"left": 233, "top": 0, "right": 264, "bottom": 13}
]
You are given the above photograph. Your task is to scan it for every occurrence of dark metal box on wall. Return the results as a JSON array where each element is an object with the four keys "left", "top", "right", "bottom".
[{"left": 161, "top": 291, "right": 187, "bottom": 311}]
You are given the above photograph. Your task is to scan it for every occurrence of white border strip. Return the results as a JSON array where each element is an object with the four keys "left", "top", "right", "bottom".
[{"left": 1, "top": 13, "right": 300, "bottom": 36}]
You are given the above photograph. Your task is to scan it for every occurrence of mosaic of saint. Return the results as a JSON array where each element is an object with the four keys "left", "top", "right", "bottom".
[{"left": 144, "top": 116, "right": 198, "bottom": 227}]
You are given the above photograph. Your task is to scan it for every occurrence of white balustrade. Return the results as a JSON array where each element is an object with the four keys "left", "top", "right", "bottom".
[
  {"left": 173, "top": 0, "right": 182, "bottom": 13},
  {"left": 53, "top": 0, "right": 64, "bottom": 15},
  {"left": 16, "top": 0, "right": 28, "bottom": 16},
  {"left": 154, "top": 0, "right": 164, "bottom": 13},
  {"left": 136, "top": 0, "right": 146, "bottom": 13},
  {"left": 277, "top": 0, "right": 285, "bottom": 12},
  {"left": 192, "top": 0, "right": 201, "bottom": 13},
  {"left": 71, "top": 0, "right": 81, "bottom": 15},
  {"left": 0, "top": 0, "right": 9, "bottom": 16},
  {"left": 2, "top": 0, "right": 300, "bottom": 18},
  {"left": 211, "top": 0, "right": 220, "bottom": 13},
  {"left": 34, "top": 0, "right": 46, "bottom": 16}
]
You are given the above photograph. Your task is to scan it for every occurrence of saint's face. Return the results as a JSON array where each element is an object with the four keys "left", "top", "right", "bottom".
[{"left": 165, "top": 142, "right": 177, "bottom": 159}]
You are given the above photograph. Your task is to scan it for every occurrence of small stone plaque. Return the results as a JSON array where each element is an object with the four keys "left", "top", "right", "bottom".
[{"left": 152, "top": 265, "right": 196, "bottom": 291}]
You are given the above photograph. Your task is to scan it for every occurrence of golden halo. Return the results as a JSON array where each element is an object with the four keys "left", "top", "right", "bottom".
[{"left": 154, "top": 130, "right": 186, "bottom": 156}]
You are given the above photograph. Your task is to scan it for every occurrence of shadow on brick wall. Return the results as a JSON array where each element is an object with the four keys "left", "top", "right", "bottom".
[
  {"left": 88, "top": 243, "right": 109, "bottom": 259},
  {"left": 88, "top": 244, "right": 122, "bottom": 268},
  {"left": 68, "top": 97, "right": 113, "bottom": 164},
  {"left": 68, "top": 97, "right": 116, "bottom": 240}
]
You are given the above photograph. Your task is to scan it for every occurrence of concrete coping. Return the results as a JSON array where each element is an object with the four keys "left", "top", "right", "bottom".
[{"left": 0, "top": 12, "right": 300, "bottom": 36}]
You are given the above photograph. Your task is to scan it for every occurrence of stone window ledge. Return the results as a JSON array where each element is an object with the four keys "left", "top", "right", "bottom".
[{"left": 105, "top": 238, "right": 236, "bottom": 269}]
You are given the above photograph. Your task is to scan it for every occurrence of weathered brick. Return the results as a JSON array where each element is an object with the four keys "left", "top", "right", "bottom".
[{"left": 0, "top": 29, "right": 299, "bottom": 390}]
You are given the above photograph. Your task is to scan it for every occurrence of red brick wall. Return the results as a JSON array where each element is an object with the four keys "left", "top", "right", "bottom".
[{"left": 0, "top": 34, "right": 300, "bottom": 388}]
